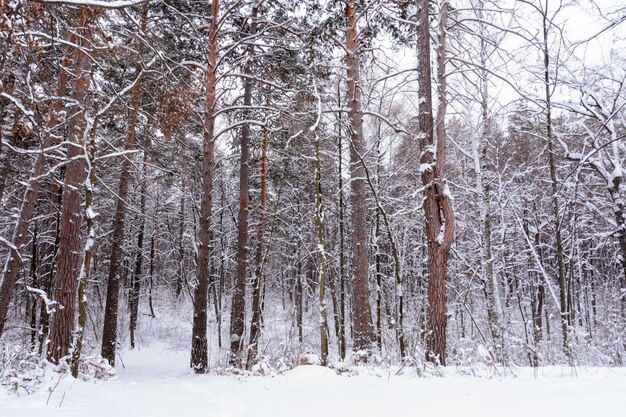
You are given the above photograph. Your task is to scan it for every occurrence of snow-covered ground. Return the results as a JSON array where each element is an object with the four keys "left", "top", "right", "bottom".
[{"left": 1, "top": 346, "right": 625, "bottom": 417}]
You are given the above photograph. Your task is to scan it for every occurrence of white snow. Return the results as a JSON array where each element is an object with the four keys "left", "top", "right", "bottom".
[
  {"left": 419, "top": 163, "right": 433, "bottom": 174},
  {"left": 2, "top": 346, "right": 625, "bottom": 417}
]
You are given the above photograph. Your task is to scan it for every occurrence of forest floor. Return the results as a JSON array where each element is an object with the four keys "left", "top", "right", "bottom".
[{"left": 1, "top": 345, "right": 625, "bottom": 417}]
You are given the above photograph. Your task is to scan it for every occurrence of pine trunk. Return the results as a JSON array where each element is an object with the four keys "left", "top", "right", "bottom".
[
  {"left": 47, "top": 10, "right": 92, "bottom": 364},
  {"left": 100, "top": 32, "right": 144, "bottom": 366},
  {"left": 345, "top": 0, "right": 374, "bottom": 353},
  {"left": 0, "top": 55, "right": 70, "bottom": 340},
  {"left": 190, "top": 0, "right": 219, "bottom": 373},
  {"left": 417, "top": 0, "right": 455, "bottom": 366},
  {"left": 229, "top": 2, "right": 259, "bottom": 367}
]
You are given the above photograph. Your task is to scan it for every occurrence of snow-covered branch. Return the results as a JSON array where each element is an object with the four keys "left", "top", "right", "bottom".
[{"left": 32, "top": 0, "right": 150, "bottom": 9}]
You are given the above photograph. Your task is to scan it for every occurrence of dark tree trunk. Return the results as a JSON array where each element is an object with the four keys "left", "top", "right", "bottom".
[
  {"left": 313, "top": 126, "right": 329, "bottom": 366},
  {"left": 295, "top": 254, "right": 303, "bottom": 343},
  {"left": 247, "top": 124, "right": 268, "bottom": 368},
  {"left": 541, "top": 6, "right": 571, "bottom": 360},
  {"left": 0, "top": 102, "right": 17, "bottom": 204},
  {"left": 101, "top": 23, "right": 145, "bottom": 365},
  {"left": 609, "top": 186, "right": 626, "bottom": 314},
  {"left": 175, "top": 182, "right": 186, "bottom": 298},
  {"left": 129, "top": 151, "right": 148, "bottom": 349},
  {"left": 337, "top": 116, "right": 346, "bottom": 360},
  {"left": 229, "top": 2, "right": 259, "bottom": 367},
  {"left": 29, "top": 227, "right": 39, "bottom": 351}
]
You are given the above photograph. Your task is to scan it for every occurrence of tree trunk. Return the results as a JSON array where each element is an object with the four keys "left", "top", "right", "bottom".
[
  {"left": 473, "top": 2, "right": 503, "bottom": 360},
  {"left": 47, "top": 10, "right": 92, "bottom": 364},
  {"left": 610, "top": 187, "right": 626, "bottom": 314},
  {"left": 70, "top": 110, "right": 98, "bottom": 377},
  {"left": 541, "top": 6, "right": 571, "bottom": 360},
  {"left": 0, "top": 75, "right": 17, "bottom": 203},
  {"left": 176, "top": 182, "right": 186, "bottom": 298},
  {"left": 336, "top": 86, "right": 346, "bottom": 360},
  {"left": 345, "top": 0, "right": 374, "bottom": 354},
  {"left": 29, "top": 227, "right": 39, "bottom": 351},
  {"left": 129, "top": 151, "right": 148, "bottom": 349},
  {"left": 0, "top": 56, "right": 71, "bottom": 341},
  {"left": 148, "top": 220, "right": 156, "bottom": 319},
  {"left": 375, "top": 205, "right": 383, "bottom": 352},
  {"left": 190, "top": 0, "right": 219, "bottom": 374},
  {"left": 295, "top": 254, "right": 303, "bottom": 343},
  {"left": 417, "top": 0, "right": 455, "bottom": 366},
  {"left": 312, "top": 118, "right": 329, "bottom": 366},
  {"left": 100, "top": 17, "right": 146, "bottom": 365},
  {"left": 247, "top": 123, "right": 268, "bottom": 368},
  {"left": 229, "top": 2, "right": 259, "bottom": 367}
]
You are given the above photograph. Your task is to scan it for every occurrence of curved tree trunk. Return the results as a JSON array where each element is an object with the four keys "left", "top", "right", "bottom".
[{"left": 417, "top": 0, "right": 455, "bottom": 366}]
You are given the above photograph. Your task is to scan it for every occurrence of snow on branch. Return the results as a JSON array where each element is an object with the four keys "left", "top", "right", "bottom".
[
  {"left": 0, "top": 92, "right": 36, "bottom": 124},
  {"left": 32, "top": 0, "right": 150, "bottom": 9},
  {"left": 0, "top": 236, "right": 18, "bottom": 251},
  {"left": 26, "top": 286, "right": 58, "bottom": 314}
]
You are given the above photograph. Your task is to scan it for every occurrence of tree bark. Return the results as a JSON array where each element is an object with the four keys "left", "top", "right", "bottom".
[
  {"left": 0, "top": 55, "right": 71, "bottom": 341},
  {"left": 129, "top": 150, "right": 148, "bottom": 349},
  {"left": 47, "top": 9, "right": 92, "bottom": 364},
  {"left": 345, "top": 0, "right": 374, "bottom": 354},
  {"left": 70, "top": 109, "right": 98, "bottom": 377},
  {"left": 190, "top": 0, "right": 219, "bottom": 374},
  {"left": 229, "top": 1, "right": 259, "bottom": 367},
  {"left": 540, "top": 4, "right": 571, "bottom": 360},
  {"left": 175, "top": 181, "right": 186, "bottom": 298},
  {"left": 417, "top": 0, "right": 455, "bottom": 366},
  {"left": 100, "top": 16, "right": 145, "bottom": 365},
  {"left": 312, "top": 116, "right": 329, "bottom": 366},
  {"left": 337, "top": 113, "right": 347, "bottom": 360},
  {"left": 247, "top": 123, "right": 268, "bottom": 368},
  {"left": 0, "top": 76, "right": 17, "bottom": 204}
]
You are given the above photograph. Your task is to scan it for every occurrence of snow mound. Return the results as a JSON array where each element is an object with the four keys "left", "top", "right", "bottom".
[{"left": 284, "top": 365, "right": 339, "bottom": 381}]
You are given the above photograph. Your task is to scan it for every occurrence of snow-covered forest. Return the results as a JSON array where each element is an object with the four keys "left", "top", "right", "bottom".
[{"left": 1, "top": 0, "right": 626, "bottom": 412}]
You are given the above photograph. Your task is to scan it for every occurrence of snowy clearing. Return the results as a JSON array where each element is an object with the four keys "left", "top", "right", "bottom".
[{"left": 2, "top": 346, "right": 625, "bottom": 417}]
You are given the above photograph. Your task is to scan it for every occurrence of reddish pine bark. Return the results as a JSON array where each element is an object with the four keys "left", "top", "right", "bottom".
[
  {"left": 0, "top": 58, "right": 70, "bottom": 341},
  {"left": 190, "top": 0, "right": 219, "bottom": 373},
  {"left": 345, "top": 0, "right": 374, "bottom": 353},
  {"left": 47, "top": 10, "right": 93, "bottom": 364},
  {"left": 417, "top": 0, "right": 455, "bottom": 366}
]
